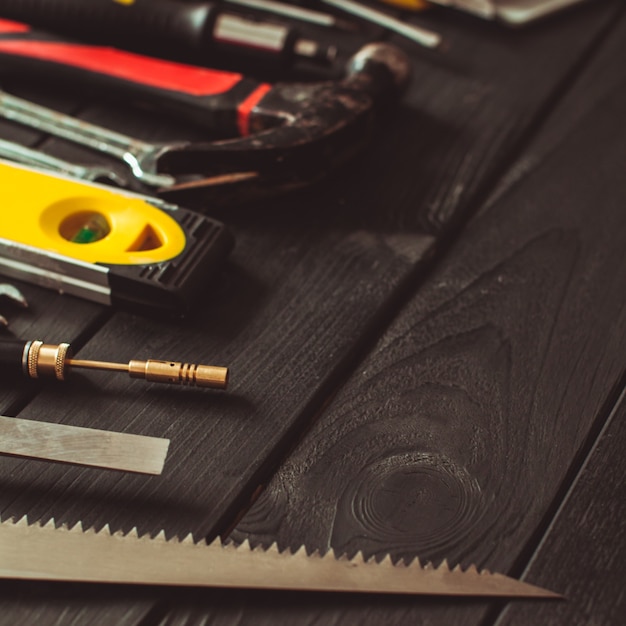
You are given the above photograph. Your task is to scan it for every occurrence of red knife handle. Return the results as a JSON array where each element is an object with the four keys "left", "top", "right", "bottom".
[{"left": 0, "top": 19, "right": 273, "bottom": 137}]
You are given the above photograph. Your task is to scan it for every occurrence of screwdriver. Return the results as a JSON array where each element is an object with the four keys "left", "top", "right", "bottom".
[
  {"left": 0, "top": 0, "right": 337, "bottom": 68},
  {"left": 296, "top": 0, "right": 442, "bottom": 49},
  {"left": 0, "top": 339, "right": 228, "bottom": 389},
  {"left": 224, "top": 0, "right": 356, "bottom": 29}
]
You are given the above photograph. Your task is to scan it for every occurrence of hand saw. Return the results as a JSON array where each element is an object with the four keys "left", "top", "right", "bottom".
[{"left": 0, "top": 515, "right": 559, "bottom": 597}]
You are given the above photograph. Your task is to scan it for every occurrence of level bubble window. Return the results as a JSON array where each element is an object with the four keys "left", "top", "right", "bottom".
[{"left": 59, "top": 211, "right": 111, "bottom": 244}]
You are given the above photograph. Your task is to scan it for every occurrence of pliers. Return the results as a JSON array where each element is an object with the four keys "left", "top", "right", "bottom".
[{"left": 0, "top": 18, "right": 410, "bottom": 206}]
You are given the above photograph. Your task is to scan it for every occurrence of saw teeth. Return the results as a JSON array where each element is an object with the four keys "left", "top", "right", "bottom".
[
  {"left": 0, "top": 515, "right": 559, "bottom": 597},
  {"left": 293, "top": 545, "right": 307, "bottom": 558}
]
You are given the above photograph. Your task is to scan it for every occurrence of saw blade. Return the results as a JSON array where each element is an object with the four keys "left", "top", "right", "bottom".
[
  {"left": 0, "top": 516, "right": 558, "bottom": 597},
  {"left": 0, "top": 415, "right": 169, "bottom": 475}
]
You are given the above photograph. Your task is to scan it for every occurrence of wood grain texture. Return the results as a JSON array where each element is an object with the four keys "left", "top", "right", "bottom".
[
  {"left": 495, "top": 387, "right": 626, "bottom": 625},
  {"left": 0, "top": 2, "right": 622, "bottom": 625},
  {"left": 0, "top": 228, "right": 430, "bottom": 626},
  {"left": 0, "top": 3, "right": 614, "bottom": 535},
  {"left": 0, "top": 226, "right": 429, "bottom": 532},
  {"left": 198, "top": 41, "right": 626, "bottom": 626},
  {"left": 489, "top": 2, "right": 626, "bottom": 207}
]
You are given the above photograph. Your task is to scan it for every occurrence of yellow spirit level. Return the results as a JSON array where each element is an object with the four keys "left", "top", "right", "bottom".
[{"left": 0, "top": 160, "right": 233, "bottom": 314}]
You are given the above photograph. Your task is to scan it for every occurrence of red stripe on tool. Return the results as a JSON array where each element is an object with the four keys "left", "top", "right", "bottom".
[
  {"left": 0, "top": 40, "right": 243, "bottom": 96},
  {"left": 0, "top": 19, "right": 30, "bottom": 33},
  {"left": 237, "top": 83, "right": 272, "bottom": 136}
]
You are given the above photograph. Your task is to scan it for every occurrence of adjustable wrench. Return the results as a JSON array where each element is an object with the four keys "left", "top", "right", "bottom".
[
  {"left": 0, "top": 18, "right": 410, "bottom": 205},
  {"left": 0, "top": 137, "right": 126, "bottom": 186},
  {"left": 0, "top": 90, "right": 176, "bottom": 189}
]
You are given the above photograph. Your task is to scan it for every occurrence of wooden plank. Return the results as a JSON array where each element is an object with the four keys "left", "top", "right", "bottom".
[
  {"left": 187, "top": 36, "right": 626, "bottom": 626},
  {"left": 495, "top": 387, "right": 626, "bottom": 625},
  {"left": 0, "top": 226, "right": 431, "bottom": 532},
  {"left": 0, "top": 0, "right": 613, "bottom": 538},
  {"left": 489, "top": 2, "right": 626, "bottom": 205},
  {"left": 0, "top": 3, "right": 622, "bottom": 625}
]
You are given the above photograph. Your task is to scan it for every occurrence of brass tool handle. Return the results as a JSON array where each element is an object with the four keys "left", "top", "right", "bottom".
[
  {"left": 128, "top": 360, "right": 228, "bottom": 389},
  {"left": 0, "top": 339, "right": 228, "bottom": 389}
]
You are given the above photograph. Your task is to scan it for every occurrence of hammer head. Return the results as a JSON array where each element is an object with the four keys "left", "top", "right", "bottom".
[{"left": 158, "top": 43, "right": 411, "bottom": 206}]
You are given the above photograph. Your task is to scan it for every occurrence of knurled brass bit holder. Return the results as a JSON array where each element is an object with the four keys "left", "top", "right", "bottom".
[{"left": 22, "top": 340, "right": 228, "bottom": 389}]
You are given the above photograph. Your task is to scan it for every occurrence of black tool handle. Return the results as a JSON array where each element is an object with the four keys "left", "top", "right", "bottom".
[
  {"left": 0, "top": 18, "right": 276, "bottom": 136},
  {"left": 0, "top": 0, "right": 216, "bottom": 53},
  {"left": 0, "top": 338, "right": 29, "bottom": 376},
  {"left": 0, "top": 0, "right": 332, "bottom": 69}
]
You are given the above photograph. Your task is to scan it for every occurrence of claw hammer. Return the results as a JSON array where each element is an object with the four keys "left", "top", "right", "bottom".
[{"left": 0, "top": 18, "right": 410, "bottom": 204}]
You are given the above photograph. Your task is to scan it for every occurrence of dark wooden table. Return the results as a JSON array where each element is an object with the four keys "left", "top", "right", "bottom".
[{"left": 0, "top": 1, "right": 624, "bottom": 624}]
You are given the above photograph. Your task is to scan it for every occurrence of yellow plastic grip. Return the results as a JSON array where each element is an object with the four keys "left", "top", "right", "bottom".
[{"left": 1, "top": 161, "right": 186, "bottom": 265}]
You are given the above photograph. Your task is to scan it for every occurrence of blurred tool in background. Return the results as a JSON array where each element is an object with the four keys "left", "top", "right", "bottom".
[
  {"left": 317, "top": 0, "right": 441, "bottom": 47},
  {"left": 0, "top": 0, "right": 339, "bottom": 71},
  {"left": 0, "top": 0, "right": 441, "bottom": 58},
  {"left": 224, "top": 0, "right": 357, "bottom": 29},
  {"left": 379, "top": 0, "right": 430, "bottom": 9},
  {"left": 386, "top": 0, "right": 591, "bottom": 25}
]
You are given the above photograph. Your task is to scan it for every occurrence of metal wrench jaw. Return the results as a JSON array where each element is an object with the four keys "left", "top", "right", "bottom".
[
  {"left": 69, "top": 164, "right": 127, "bottom": 187},
  {"left": 0, "top": 138, "right": 129, "bottom": 188},
  {"left": 121, "top": 142, "right": 178, "bottom": 189},
  {"left": 0, "top": 90, "right": 176, "bottom": 190},
  {"left": 155, "top": 43, "right": 411, "bottom": 205}
]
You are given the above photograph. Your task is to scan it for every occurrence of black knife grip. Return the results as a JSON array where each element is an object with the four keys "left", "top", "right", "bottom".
[
  {"left": 0, "top": 0, "right": 216, "bottom": 53},
  {"left": 0, "top": 338, "right": 28, "bottom": 376}
]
